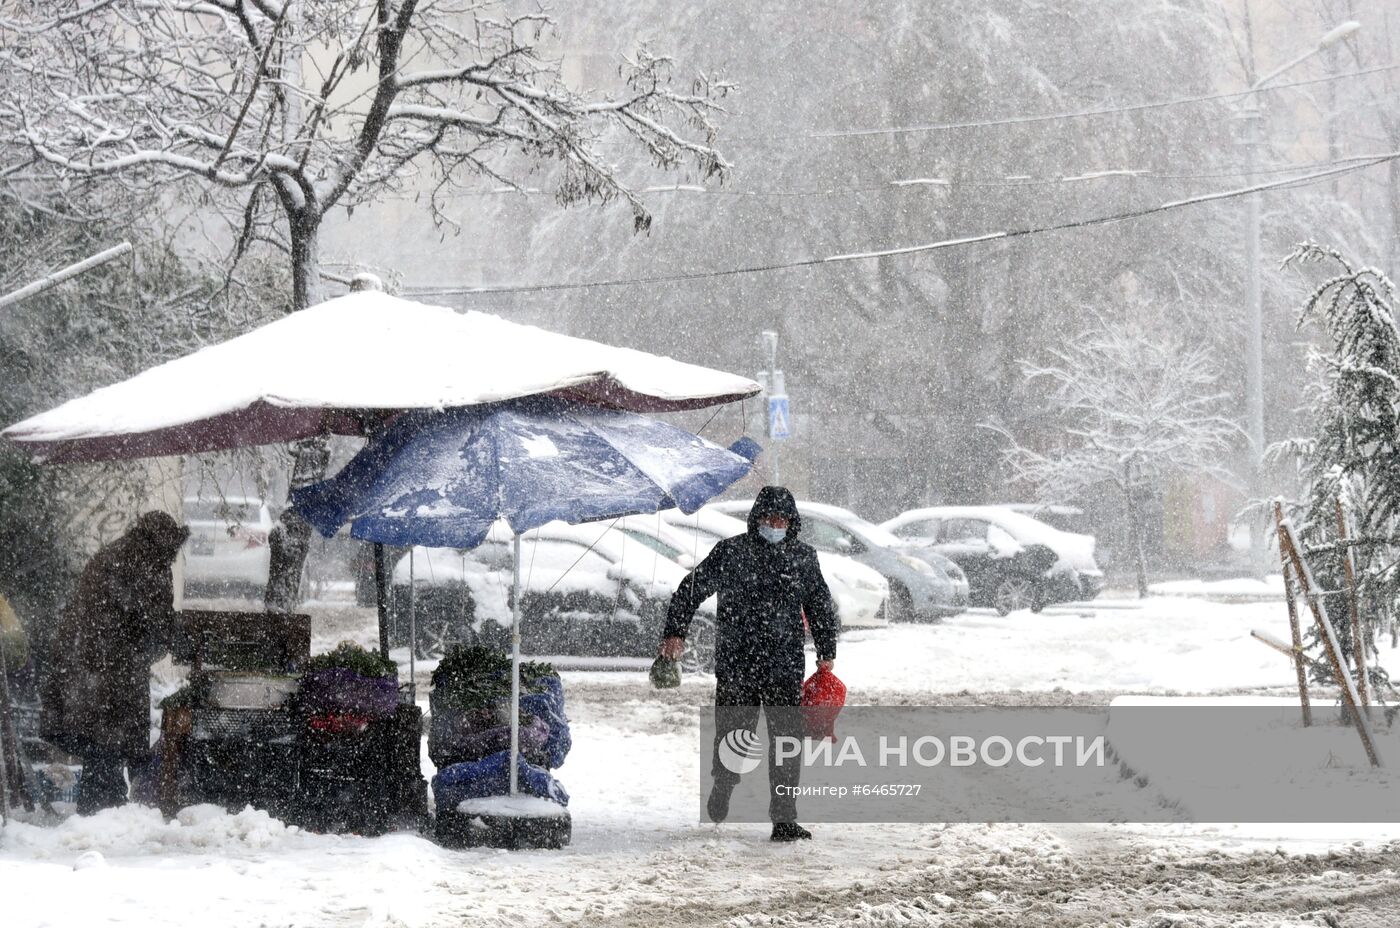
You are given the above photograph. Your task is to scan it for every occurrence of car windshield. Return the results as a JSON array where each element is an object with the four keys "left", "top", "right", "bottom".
[
  {"left": 619, "top": 528, "right": 681, "bottom": 561},
  {"left": 832, "top": 513, "right": 903, "bottom": 548}
]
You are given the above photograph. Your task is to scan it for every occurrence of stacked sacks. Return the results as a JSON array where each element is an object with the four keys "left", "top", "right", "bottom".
[{"left": 429, "top": 646, "right": 570, "bottom": 816}]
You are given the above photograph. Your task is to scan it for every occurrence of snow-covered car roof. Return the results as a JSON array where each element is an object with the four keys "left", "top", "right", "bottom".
[
  {"left": 883, "top": 506, "right": 1098, "bottom": 571},
  {"left": 656, "top": 507, "right": 888, "bottom": 593},
  {"left": 712, "top": 499, "right": 907, "bottom": 549},
  {"left": 657, "top": 506, "right": 748, "bottom": 544}
]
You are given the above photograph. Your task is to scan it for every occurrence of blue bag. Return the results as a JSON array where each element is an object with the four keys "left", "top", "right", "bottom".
[{"left": 432, "top": 751, "right": 569, "bottom": 814}]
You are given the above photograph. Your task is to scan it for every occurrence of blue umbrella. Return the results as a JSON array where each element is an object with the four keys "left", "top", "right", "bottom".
[
  {"left": 292, "top": 395, "right": 758, "bottom": 794},
  {"left": 294, "top": 396, "right": 759, "bottom": 548}
]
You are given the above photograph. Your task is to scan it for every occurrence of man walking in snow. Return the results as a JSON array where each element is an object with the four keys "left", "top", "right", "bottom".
[{"left": 659, "top": 486, "right": 838, "bottom": 841}]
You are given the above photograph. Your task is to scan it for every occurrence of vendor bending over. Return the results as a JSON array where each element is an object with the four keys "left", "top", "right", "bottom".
[{"left": 43, "top": 511, "right": 189, "bottom": 815}]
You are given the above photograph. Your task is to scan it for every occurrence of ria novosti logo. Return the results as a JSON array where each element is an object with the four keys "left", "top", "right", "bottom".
[{"left": 717, "top": 728, "right": 764, "bottom": 775}]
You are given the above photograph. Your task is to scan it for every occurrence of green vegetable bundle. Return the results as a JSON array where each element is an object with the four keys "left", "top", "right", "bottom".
[
  {"left": 431, "top": 645, "right": 556, "bottom": 711},
  {"left": 303, "top": 641, "right": 398, "bottom": 680}
]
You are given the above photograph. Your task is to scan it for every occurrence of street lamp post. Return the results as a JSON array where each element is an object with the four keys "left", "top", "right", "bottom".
[{"left": 1242, "top": 21, "right": 1360, "bottom": 566}]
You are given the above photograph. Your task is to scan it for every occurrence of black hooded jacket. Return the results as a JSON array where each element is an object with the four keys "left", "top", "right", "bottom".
[{"left": 664, "top": 487, "right": 838, "bottom": 684}]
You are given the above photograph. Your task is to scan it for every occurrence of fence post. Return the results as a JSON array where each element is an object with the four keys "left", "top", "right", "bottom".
[
  {"left": 1277, "top": 518, "right": 1382, "bottom": 768},
  {"left": 1333, "top": 498, "right": 1369, "bottom": 707},
  {"left": 1274, "top": 503, "right": 1313, "bottom": 727}
]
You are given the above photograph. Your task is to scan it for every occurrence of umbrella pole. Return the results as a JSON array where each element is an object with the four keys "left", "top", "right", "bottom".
[
  {"left": 408, "top": 547, "right": 416, "bottom": 701},
  {"left": 373, "top": 543, "right": 390, "bottom": 660},
  {"left": 510, "top": 531, "right": 522, "bottom": 795}
]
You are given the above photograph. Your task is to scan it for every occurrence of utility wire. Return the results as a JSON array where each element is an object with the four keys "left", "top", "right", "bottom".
[
  {"left": 719, "top": 63, "right": 1400, "bottom": 143},
  {"left": 388, "top": 151, "right": 1394, "bottom": 201},
  {"left": 405, "top": 151, "right": 1397, "bottom": 298}
]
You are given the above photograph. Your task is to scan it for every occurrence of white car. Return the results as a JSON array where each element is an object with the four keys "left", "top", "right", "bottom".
[
  {"left": 182, "top": 495, "right": 272, "bottom": 594},
  {"left": 710, "top": 499, "right": 967, "bottom": 621},
  {"left": 391, "top": 520, "right": 718, "bottom": 669},
  {"left": 881, "top": 506, "right": 1103, "bottom": 614},
  {"left": 653, "top": 507, "right": 890, "bottom": 628}
]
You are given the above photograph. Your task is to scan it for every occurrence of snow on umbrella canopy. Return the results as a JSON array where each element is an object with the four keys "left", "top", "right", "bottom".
[
  {"left": 291, "top": 396, "right": 761, "bottom": 548},
  {"left": 1, "top": 291, "right": 759, "bottom": 463}
]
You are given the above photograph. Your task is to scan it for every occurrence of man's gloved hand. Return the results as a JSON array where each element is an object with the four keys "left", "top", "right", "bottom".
[
  {"left": 817, "top": 659, "right": 834, "bottom": 673},
  {"left": 659, "top": 636, "right": 685, "bottom": 661}
]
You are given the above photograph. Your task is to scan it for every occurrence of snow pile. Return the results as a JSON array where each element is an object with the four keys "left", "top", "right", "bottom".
[
  {"left": 1, "top": 804, "right": 300, "bottom": 859},
  {"left": 835, "top": 597, "right": 1307, "bottom": 693},
  {"left": 1149, "top": 575, "right": 1285, "bottom": 600},
  {"left": 457, "top": 795, "right": 569, "bottom": 818}
]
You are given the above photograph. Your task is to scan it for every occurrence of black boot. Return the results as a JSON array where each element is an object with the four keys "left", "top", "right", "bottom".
[
  {"left": 707, "top": 782, "right": 734, "bottom": 823},
  {"left": 771, "top": 822, "right": 812, "bottom": 842}
]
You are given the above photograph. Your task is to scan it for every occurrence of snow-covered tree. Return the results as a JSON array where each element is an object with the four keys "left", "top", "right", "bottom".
[
  {"left": 996, "top": 322, "right": 1241, "bottom": 596},
  {"left": 1273, "top": 243, "right": 1397, "bottom": 693},
  {"left": 0, "top": 0, "right": 729, "bottom": 609}
]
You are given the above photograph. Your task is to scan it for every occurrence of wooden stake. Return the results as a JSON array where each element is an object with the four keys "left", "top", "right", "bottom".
[
  {"left": 1334, "top": 498, "right": 1369, "bottom": 707},
  {"left": 1277, "top": 518, "right": 1383, "bottom": 767},
  {"left": 1273, "top": 502, "right": 1313, "bottom": 727}
]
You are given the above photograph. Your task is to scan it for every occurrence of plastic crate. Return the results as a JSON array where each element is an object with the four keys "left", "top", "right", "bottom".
[{"left": 191, "top": 707, "right": 297, "bottom": 744}]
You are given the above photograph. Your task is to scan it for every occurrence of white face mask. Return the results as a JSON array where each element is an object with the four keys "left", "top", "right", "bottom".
[{"left": 758, "top": 524, "right": 787, "bottom": 544}]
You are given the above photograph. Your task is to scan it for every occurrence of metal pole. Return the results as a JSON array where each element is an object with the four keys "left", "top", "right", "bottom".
[
  {"left": 408, "top": 547, "right": 416, "bottom": 700},
  {"left": 509, "top": 532, "right": 522, "bottom": 795},
  {"left": 0, "top": 242, "right": 133, "bottom": 310},
  {"left": 373, "top": 543, "right": 390, "bottom": 659},
  {"left": 1244, "top": 104, "right": 1265, "bottom": 569}
]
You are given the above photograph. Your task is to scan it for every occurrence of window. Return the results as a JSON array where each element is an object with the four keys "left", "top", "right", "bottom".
[
  {"left": 892, "top": 519, "right": 938, "bottom": 540},
  {"left": 940, "top": 519, "right": 989, "bottom": 544},
  {"left": 800, "top": 517, "right": 858, "bottom": 553},
  {"left": 619, "top": 529, "right": 682, "bottom": 561}
]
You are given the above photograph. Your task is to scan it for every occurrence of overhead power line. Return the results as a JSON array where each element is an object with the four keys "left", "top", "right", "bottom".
[
  {"left": 390, "top": 151, "right": 1393, "bottom": 201},
  {"left": 720, "top": 63, "right": 1400, "bottom": 144},
  {"left": 404, "top": 152, "right": 1397, "bottom": 298}
]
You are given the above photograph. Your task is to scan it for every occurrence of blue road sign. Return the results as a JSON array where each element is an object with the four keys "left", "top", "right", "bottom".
[{"left": 768, "top": 394, "right": 791, "bottom": 440}]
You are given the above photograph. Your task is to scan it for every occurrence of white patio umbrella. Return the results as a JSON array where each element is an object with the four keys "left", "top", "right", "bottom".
[{"left": 2, "top": 290, "right": 759, "bottom": 462}]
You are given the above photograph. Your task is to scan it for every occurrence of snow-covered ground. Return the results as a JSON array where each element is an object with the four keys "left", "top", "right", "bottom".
[{"left": 4, "top": 594, "right": 1399, "bottom": 928}]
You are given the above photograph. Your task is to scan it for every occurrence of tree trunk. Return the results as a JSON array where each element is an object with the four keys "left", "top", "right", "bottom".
[
  {"left": 1124, "top": 481, "right": 1148, "bottom": 599},
  {"left": 264, "top": 211, "right": 332, "bottom": 614}
]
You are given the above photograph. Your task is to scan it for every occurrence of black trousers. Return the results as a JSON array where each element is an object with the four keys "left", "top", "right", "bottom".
[
  {"left": 77, "top": 747, "right": 130, "bottom": 815},
  {"left": 712, "top": 675, "right": 803, "bottom": 823}
]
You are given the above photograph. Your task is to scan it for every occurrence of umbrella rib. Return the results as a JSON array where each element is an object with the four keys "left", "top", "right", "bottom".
[{"left": 541, "top": 517, "right": 623, "bottom": 596}]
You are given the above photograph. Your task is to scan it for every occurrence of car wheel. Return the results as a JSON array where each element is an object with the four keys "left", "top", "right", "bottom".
[
  {"left": 885, "top": 583, "right": 914, "bottom": 623},
  {"left": 993, "top": 576, "right": 1038, "bottom": 616},
  {"left": 681, "top": 616, "right": 717, "bottom": 674}
]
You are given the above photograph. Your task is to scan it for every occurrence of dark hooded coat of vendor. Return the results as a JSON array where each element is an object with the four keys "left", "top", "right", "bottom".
[
  {"left": 42, "top": 511, "right": 190, "bottom": 814},
  {"left": 660, "top": 486, "right": 837, "bottom": 841}
]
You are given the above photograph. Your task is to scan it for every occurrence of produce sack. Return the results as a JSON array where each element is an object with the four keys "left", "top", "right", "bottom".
[
  {"left": 301, "top": 667, "right": 399, "bottom": 720},
  {"left": 518, "top": 689, "right": 571, "bottom": 769},
  {"left": 430, "top": 710, "right": 549, "bottom": 767},
  {"left": 800, "top": 667, "right": 846, "bottom": 742},
  {"left": 432, "top": 751, "right": 569, "bottom": 813}
]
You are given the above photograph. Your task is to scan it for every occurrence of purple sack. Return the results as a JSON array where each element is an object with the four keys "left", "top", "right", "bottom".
[
  {"left": 430, "top": 709, "right": 549, "bottom": 767},
  {"left": 301, "top": 668, "right": 399, "bottom": 720}
]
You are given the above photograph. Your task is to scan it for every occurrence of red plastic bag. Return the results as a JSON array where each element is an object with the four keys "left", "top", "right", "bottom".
[{"left": 800, "top": 667, "right": 846, "bottom": 742}]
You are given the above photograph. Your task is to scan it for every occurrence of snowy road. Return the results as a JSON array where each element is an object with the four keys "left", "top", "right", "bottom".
[{"left": 4, "top": 595, "right": 1399, "bottom": 927}]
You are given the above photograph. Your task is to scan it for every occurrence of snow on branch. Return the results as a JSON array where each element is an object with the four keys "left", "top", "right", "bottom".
[{"left": 1, "top": 0, "right": 729, "bottom": 238}]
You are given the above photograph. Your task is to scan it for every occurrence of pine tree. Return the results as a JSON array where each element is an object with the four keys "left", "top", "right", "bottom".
[{"left": 1276, "top": 243, "right": 1398, "bottom": 694}]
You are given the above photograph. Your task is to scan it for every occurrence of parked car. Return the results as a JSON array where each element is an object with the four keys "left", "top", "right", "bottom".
[
  {"left": 709, "top": 500, "right": 966, "bottom": 621},
  {"left": 182, "top": 495, "right": 272, "bottom": 595},
  {"left": 390, "top": 520, "right": 718, "bottom": 670},
  {"left": 654, "top": 507, "right": 891, "bottom": 628},
  {"left": 880, "top": 506, "right": 1104, "bottom": 615}
]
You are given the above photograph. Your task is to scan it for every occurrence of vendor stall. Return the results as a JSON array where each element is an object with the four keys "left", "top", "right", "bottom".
[
  {"left": 159, "top": 615, "right": 426, "bottom": 834},
  {"left": 3, "top": 289, "right": 760, "bottom": 836}
]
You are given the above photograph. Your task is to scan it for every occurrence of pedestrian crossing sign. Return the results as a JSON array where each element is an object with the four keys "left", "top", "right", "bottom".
[{"left": 768, "top": 394, "right": 791, "bottom": 440}]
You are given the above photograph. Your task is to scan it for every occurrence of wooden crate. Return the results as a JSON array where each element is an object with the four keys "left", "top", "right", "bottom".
[{"left": 172, "top": 609, "right": 311, "bottom": 673}]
